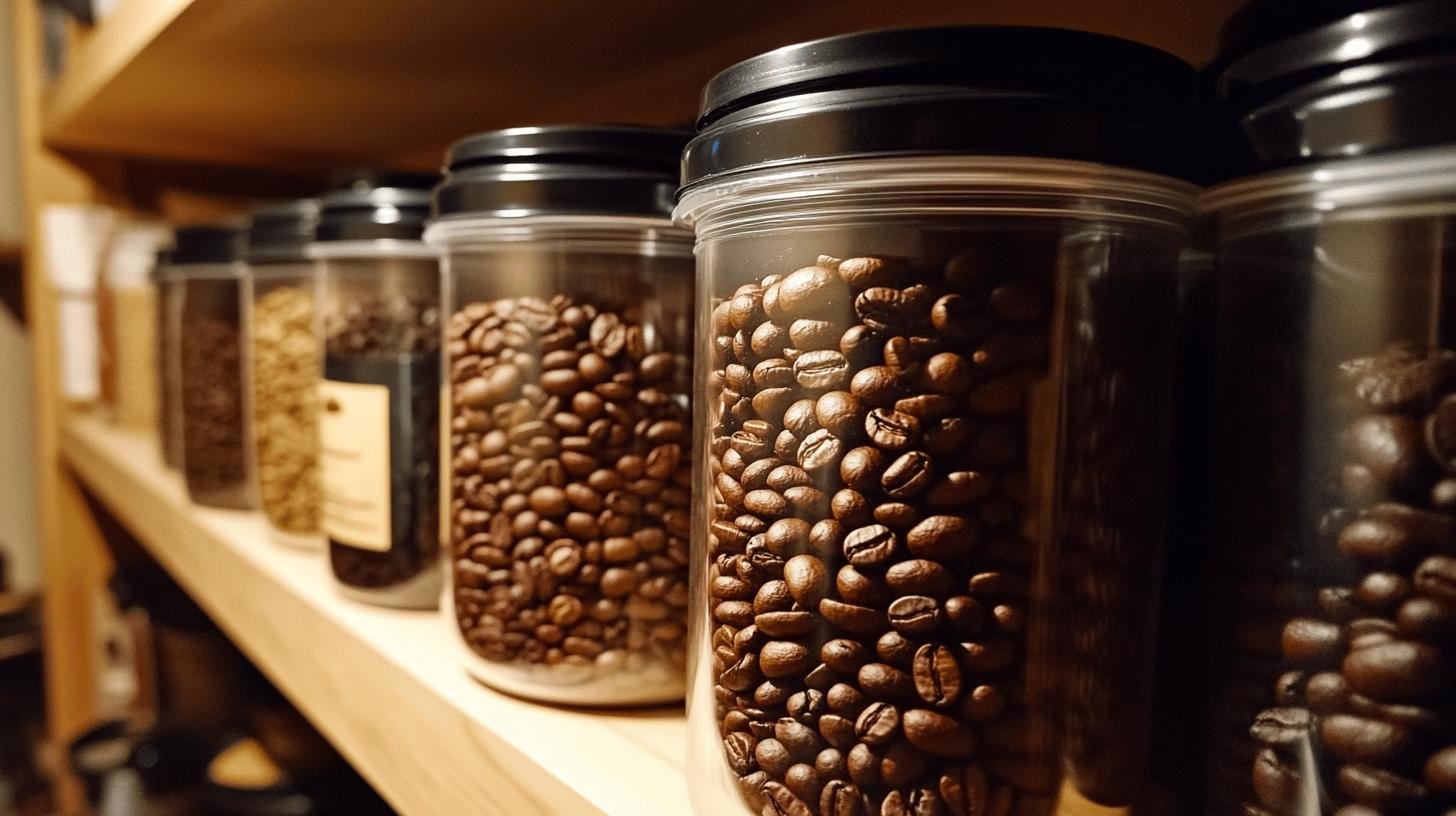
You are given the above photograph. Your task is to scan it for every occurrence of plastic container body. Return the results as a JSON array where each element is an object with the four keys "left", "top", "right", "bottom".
[
  {"left": 156, "top": 273, "right": 182, "bottom": 469},
  {"left": 678, "top": 157, "right": 1197, "bottom": 816},
  {"left": 428, "top": 216, "right": 695, "bottom": 706},
  {"left": 1202, "top": 146, "right": 1456, "bottom": 815},
  {"left": 248, "top": 262, "right": 323, "bottom": 548},
  {"left": 314, "top": 242, "right": 442, "bottom": 609},
  {"left": 175, "top": 262, "right": 253, "bottom": 509}
]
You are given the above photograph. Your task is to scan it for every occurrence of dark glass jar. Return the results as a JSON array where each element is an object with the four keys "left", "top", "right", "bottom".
[
  {"left": 312, "top": 179, "right": 442, "bottom": 609},
  {"left": 678, "top": 27, "right": 1200, "bottom": 816},
  {"left": 172, "top": 224, "right": 252, "bottom": 509},
  {"left": 427, "top": 126, "right": 695, "bottom": 705},
  {"left": 1203, "top": 3, "right": 1456, "bottom": 814}
]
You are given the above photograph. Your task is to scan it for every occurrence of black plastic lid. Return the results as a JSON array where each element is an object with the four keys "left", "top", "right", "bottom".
[
  {"left": 316, "top": 175, "right": 436, "bottom": 242},
  {"left": 1211, "top": 0, "right": 1456, "bottom": 177},
  {"left": 433, "top": 126, "right": 688, "bottom": 219},
  {"left": 170, "top": 223, "right": 242, "bottom": 266},
  {"left": 245, "top": 199, "right": 319, "bottom": 263},
  {"left": 682, "top": 26, "right": 1199, "bottom": 188}
]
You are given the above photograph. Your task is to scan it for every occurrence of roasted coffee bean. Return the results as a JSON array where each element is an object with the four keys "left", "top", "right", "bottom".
[
  {"left": 819, "top": 779, "right": 868, "bottom": 816},
  {"left": 784, "top": 555, "right": 831, "bottom": 608},
  {"left": 907, "top": 516, "right": 978, "bottom": 560},
  {"left": 903, "top": 708, "right": 977, "bottom": 758},
  {"left": 1320, "top": 714, "right": 1413, "bottom": 765},
  {"left": 865, "top": 408, "right": 920, "bottom": 452},
  {"left": 1355, "top": 572, "right": 1412, "bottom": 612},
  {"left": 913, "top": 644, "right": 964, "bottom": 707},
  {"left": 819, "top": 599, "right": 887, "bottom": 637},
  {"left": 846, "top": 743, "right": 881, "bottom": 788},
  {"left": 855, "top": 701, "right": 901, "bottom": 746},
  {"left": 774, "top": 266, "right": 852, "bottom": 322},
  {"left": 1343, "top": 640, "right": 1454, "bottom": 703},
  {"left": 1424, "top": 746, "right": 1456, "bottom": 793},
  {"left": 1396, "top": 595, "right": 1456, "bottom": 643},
  {"left": 939, "top": 763, "right": 990, "bottom": 816},
  {"left": 1282, "top": 618, "right": 1346, "bottom": 665},
  {"left": 839, "top": 447, "right": 887, "bottom": 492},
  {"left": 888, "top": 595, "right": 942, "bottom": 636},
  {"left": 879, "top": 740, "right": 931, "bottom": 788},
  {"left": 816, "top": 391, "right": 864, "bottom": 439},
  {"left": 1340, "top": 345, "right": 1456, "bottom": 410},
  {"left": 849, "top": 366, "right": 902, "bottom": 407},
  {"left": 887, "top": 559, "right": 953, "bottom": 598},
  {"left": 843, "top": 525, "right": 900, "bottom": 568},
  {"left": 859, "top": 662, "right": 916, "bottom": 700},
  {"left": 763, "top": 642, "right": 817, "bottom": 679},
  {"left": 1344, "top": 414, "right": 1428, "bottom": 489},
  {"left": 836, "top": 565, "right": 889, "bottom": 607},
  {"left": 796, "top": 350, "right": 853, "bottom": 390},
  {"left": 1249, "top": 707, "right": 1314, "bottom": 747},
  {"left": 882, "top": 451, "right": 935, "bottom": 498},
  {"left": 1251, "top": 749, "right": 1301, "bottom": 811},
  {"left": 822, "top": 639, "right": 871, "bottom": 675},
  {"left": 1337, "top": 764, "right": 1428, "bottom": 811},
  {"left": 1415, "top": 555, "right": 1456, "bottom": 603}
]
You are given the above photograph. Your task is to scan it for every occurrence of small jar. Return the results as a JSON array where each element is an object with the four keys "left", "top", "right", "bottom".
[
  {"left": 246, "top": 200, "right": 323, "bottom": 548},
  {"left": 312, "top": 179, "right": 442, "bottom": 609},
  {"left": 104, "top": 222, "right": 170, "bottom": 430},
  {"left": 426, "top": 126, "right": 694, "bottom": 705},
  {"left": 1202, "top": 3, "right": 1456, "bottom": 814},
  {"left": 154, "top": 249, "right": 182, "bottom": 469},
  {"left": 173, "top": 224, "right": 252, "bottom": 509},
  {"left": 677, "top": 29, "right": 1201, "bottom": 816}
]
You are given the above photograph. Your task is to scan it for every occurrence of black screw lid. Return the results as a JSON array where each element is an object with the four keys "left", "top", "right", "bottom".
[
  {"left": 170, "top": 223, "right": 242, "bottom": 266},
  {"left": 682, "top": 26, "right": 1199, "bottom": 188},
  {"left": 316, "top": 173, "right": 437, "bottom": 242},
  {"left": 1211, "top": 0, "right": 1456, "bottom": 178},
  {"left": 433, "top": 126, "right": 689, "bottom": 220},
  {"left": 245, "top": 199, "right": 320, "bottom": 264}
]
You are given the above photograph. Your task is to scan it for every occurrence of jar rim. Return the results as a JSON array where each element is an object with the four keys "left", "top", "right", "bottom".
[
  {"left": 1202, "top": 144, "right": 1456, "bottom": 217},
  {"left": 675, "top": 155, "right": 1199, "bottom": 235}
]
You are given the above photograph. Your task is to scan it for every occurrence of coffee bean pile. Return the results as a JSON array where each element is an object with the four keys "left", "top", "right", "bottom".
[
  {"left": 180, "top": 315, "right": 249, "bottom": 506},
  {"left": 1247, "top": 344, "right": 1456, "bottom": 815},
  {"left": 447, "top": 295, "right": 692, "bottom": 692},
  {"left": 252, "top": 285, "right": 321, "bottom": 537},
  {"left": 325, "top": 294, "right": 440, "bottom": 592},
  {"left": 706, "top": 253, "right": 1055, "bottom": 816}
]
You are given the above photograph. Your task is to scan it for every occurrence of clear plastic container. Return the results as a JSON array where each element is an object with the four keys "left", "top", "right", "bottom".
[
  {"left": 427, "top": 126, "right": 694, "bottom": 705},
  {"left": 173, "top": 224, "right": 252, "bottom": 509},
  {"left": 312, "top": 180, "right": 442, "bottom": 609},
  {"left": 1200, "top": 4, "right": 1456, "bottom": 814},
  {"left": 155, "top": 251, "right": 182, "bottom": 469},
  {"left": 104, "top": 223, "right": 170, "bottom": 431},
  {"left": 245, "top": 201, "right": 323, "bottom": 548},
  {"left": 677, "top": 29, "right": 1201, "bottom": 816}
]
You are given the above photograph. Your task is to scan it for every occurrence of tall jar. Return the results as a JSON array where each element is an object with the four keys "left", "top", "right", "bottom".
[
  {"left": 103, "top": 222, "right": 170, "bottom": 430},
  {"left": 1202, "top": 3, "right": 1456, "bottom": 814},
  {"left": 245, "top": 200, "right": 323, "bottom": 548},
  {"left": 311, "top": 180, "right": 442, "bottom": 609},
  {"left": 172, "top": 224, "right": 252, "bottom": 509},
  {"left": 677, "top": 29, "right": 1201, "bottom": 816},
  {"left": 426, "top": 126, "right": 694, "bottom": 705},
  {"left": 154, "top": 249, "right": 182, "bottom": 469}
]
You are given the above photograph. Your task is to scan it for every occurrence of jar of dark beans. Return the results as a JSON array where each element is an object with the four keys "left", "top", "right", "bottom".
[
  {"left": 172, "top": 223, "right": 253, "bottom": 509},
  {"left": 154, "top": 248, "right": 182, "bottom": 470},
  {"left": 311, "top": 178, "right": 442, "bottom": 609},
  {"left": 246, "top": 200, "right": 322, "bottom": 548},
  {"left": 677, "top": 28, "right": 1200, "bottom": 816},
  {"left": 1201, "top": 3, "right": 1456, "bottom": 814},
  {"left": 425, "top": 126, "right": 694, "bottom": 705}
]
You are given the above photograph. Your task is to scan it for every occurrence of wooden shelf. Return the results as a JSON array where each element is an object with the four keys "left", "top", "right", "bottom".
[
  {"left": 60, "top": 415, "right": 690, "bottom": 816},
  {"left": 41, "top": 0, "right": 1246, "bottom": 170}
]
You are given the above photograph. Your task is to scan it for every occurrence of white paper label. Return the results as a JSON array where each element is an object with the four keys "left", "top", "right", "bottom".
[{"left": 319, "top": 379, "right": 391, "bottom": 552}]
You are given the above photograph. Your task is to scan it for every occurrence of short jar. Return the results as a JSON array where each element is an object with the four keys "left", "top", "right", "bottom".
[
  {"left": 245, "top": 200, "right": 323, "bottom": 548},
  {"left": 172, "top": 224, "right": 252, "bottom": 509},
  {"left": 311, "top": 180, "right": 442, "bottom": 609},
  {"left": 677, "top": 28, "right": 1201, "bottom": 816},
  {"left": 426, "top": 126, "right": 695, "bottom": 705}
]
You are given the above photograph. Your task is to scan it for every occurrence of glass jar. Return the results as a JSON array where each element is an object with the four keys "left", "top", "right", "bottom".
[
  {"left": 1202, "top": 4, "right": 1456, "bottom": 814},
  {"left": 677, "top": 28, "right": 1201, "bottom": 816},
  {"left": 104, "top": 223, "right": 170, "bottom": 431},
  {"left": 426, "top": 126, "right": 694, "bottom": 705},
  {"left": 155, "top": 250, "right": 182, "bottom": 469},
  {"left": 173, "top": 224, "right": 252, "bottom": 509},
  {"left": 311, "top": 179, "right": 442, "bottom": 609},
  {"left": 245, "top": 200, "right": 323, "bottom": 548}
]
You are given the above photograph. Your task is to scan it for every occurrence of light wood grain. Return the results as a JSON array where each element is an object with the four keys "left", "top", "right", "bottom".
[
  {"left": 43, "top": 0, "right": 1247, "bottom": 170},
  {"left": 61, "top": 416, "right": 692, "bottom": 816}
]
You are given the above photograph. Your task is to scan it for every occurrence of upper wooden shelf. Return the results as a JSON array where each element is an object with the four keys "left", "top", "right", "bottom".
[
  {"left": 41, "top": 0, "right": 1244, "bottom": 171},
  {"left": 60, "top": 416, "right": 689, "bottom": 816}
]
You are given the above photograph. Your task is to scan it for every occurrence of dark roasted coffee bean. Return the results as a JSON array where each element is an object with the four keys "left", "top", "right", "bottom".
[
  {"left": 913, "top": 644, "right": 964, "bottom": 707},
  {"left": 855, "top": 287, "right": 910, "bottom": 334},
  {"left": 1341, "top": 504, "right": 1455, "bottom": 565},
  {"left": 1355, "top": 571, "right": 1412, "bottom": 612},
  {"left": 1343, "top": 640, "right": 1455, "bottom": 703},
  {"left": 879, "top": 739, "right": 931, "bottom": 788},
  {"left": 1320, "top": 714, "right": 1413, "bottom": 765},
  {"left": 1415, "top": 555, "right": 1456, "bottom": 602},
  {"left": 773, "top": 266, "right": 853, "bottom": 322},
  {"left": 799, "top": 429, "right": 845, "bottom": 473},
  {"left": 855, "top": 701, "right": 901, "bottom": 746},
  {"left": 819, "top": 716, "right": 857, "bottom": 751},
  {"left": 888, "top": 595, "right": 942, "bottom": 636},
  {"left": 820, "top": 779, "right": 868, "bottom": 816},
  {"left": 1251, "top": 748, "right": 1301, "bottom": 811},
  {"left": 875, "top": 631, "right": 915, "bottom": 669},
  {"left": 1340, "top": 345, "right": 1456, "bottom": 409},
  {"left": 839, "top": 446, "right": 886, "bottom": 492},
  {"left": 762, "top": 641, "right": 816, "bottom": 679},
  {"left": 1396, "top": 595, "right": 1456, "bottom": 643},
  {"left": 816, "top": 391, "right": 863, "bottom": 439},
  {"left": 791, "top": 319, "right": 841, "bottom": 352},
  {"left": 1282, "top": 618, "right": 1346, "bottom": 665},
  {"left": 859, "top": 662, "right": 916, "bottom": 700},
  {"left": 907, "top": 515, "right": 978, "bottom": 560},
  {"left": 784, "top": 554, "right": 830, "bottom": 608},
  {"left": 922, "top": 352, "right": 972, "bottom": 395},
  {"left": 776, "top": 718, "right": 827, "bottom": 761},
  {"left": 1306, "top": 671, "right": 1352, "bottom": 712},
  {"left": 755, "top": 738, "right": 794, "bottom": 777},
  {"left": 795, "top": 350, "right": 852, "bottom": 390},
  {"left": 839, "top": 256, "right": 909, "bottom": 290},
  {"left": 865, "top": 408, "right": 920, "bottom": 451},
  {"left": 1345, "top": 414, "right": 1428, "bottom": 489},
  {"left": 840, "top": 326, "right": 885, "bottom": 368},
  {"left": 724, "top": 732, "right": 758, "bottom": 774},
  {"left": 1249, "top": 706, "right": 1314, "bottom": 747},
  {"left": 820, "top": 599, "right": 887, "bottom": 636},
  {"left": 903, "top": 708, "right": 976, "bottom": 758},
  {"left": 1337, "top": 763, "right": 1428, "bottom": 811},
  {"left": 828, "top": 683, "right": 868, "bottom": 717},
  {"left": 887, "top": 559, "right": 954, "bottom": 597},
  {"left": 850, "top": 366, "right": 902, "bottom": 407},
  {"left": 1320, "top": 586, "right": 1365, "bottom": 623},
  {"left": 882, "top": 451, "right": 935, "bottom": 498},
  {"left": 875, "top": 502, "right": 921, "bottom": 530},
  {"left": 846, "top": 743, "right": 881, "bottom": 788},
  {"left": 939, "top": 763, "right": 990, "bottom": 816},
  {"left": 843, "top": 525, "right": 900, "bottom": 568},
  {"left": 1429, "top": 394, "right": 1456, "bottom": 472},
  {"left": 1425, "top": 746, "right": 1456, "bottom": 793},
  {"left": 761, "top": 780, "right": 814, "bottom": 816},
  {"left": 959, "top": 684, "right": 1005, "bottom": 723}
]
